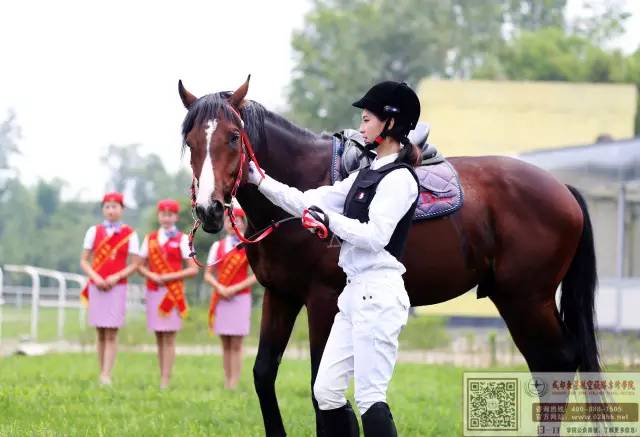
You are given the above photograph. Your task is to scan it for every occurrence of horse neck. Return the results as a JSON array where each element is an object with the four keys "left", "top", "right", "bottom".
[
  {"left": 236, "top": 109, "right": 333, "bottom": 228},
  {"left": 259, "top": 112, "right": 331, "bottom": 187}
]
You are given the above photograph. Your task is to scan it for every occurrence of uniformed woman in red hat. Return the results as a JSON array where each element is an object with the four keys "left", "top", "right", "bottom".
[
  {"left": 138, "top": 199, "right": 199, "bottom": 389},
  {"left": 80, "top": 192, "right": 140, "bottom": 386},
  {"left": 204, "top": 207, "right": 257, "bottom": 389}
]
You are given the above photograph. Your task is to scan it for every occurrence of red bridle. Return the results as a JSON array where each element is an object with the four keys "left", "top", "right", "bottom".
[{"left": 187, "top": 104, "right": 284, "bottom": 267}]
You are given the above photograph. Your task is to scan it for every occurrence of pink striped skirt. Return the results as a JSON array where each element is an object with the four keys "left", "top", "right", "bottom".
[
  {"left": 88, "top": 284, "right": 127, "bottom": 328},
  {"left": 145, "top": 288, "right": 183, "bottom": 332}
]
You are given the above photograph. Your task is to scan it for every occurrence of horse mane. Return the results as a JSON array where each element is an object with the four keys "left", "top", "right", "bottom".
[{"left": 181, "top": 92, "right": 319, "bottom": 153}]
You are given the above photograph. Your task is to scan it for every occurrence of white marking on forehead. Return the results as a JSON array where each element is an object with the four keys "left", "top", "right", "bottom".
[
  {"left": 196, "top": 119, "right": 217, "bottom": 208},
  {"left": 205, "top": 119, "right": 217, "bottom": 148}
]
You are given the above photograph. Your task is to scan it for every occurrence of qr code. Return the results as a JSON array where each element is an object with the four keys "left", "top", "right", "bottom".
[{"left": 467, "top": 378, "right": 518, "bottom": 431}]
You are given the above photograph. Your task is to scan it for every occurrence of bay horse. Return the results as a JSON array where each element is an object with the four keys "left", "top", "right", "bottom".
[{"left": 178, "top": 77, "right": 599, "bottom": 436}]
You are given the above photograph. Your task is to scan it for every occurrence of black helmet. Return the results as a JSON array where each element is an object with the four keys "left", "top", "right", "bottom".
[{"left": 352, "top": 81, "right": 421, "bottom": 134}]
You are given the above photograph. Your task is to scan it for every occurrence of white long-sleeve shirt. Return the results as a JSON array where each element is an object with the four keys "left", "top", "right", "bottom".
[{"left": 258, "top": 153, "right": 419, "bottom": 277}]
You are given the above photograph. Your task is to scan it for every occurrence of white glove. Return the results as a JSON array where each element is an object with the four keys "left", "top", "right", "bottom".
[{"left": 247, "top": 161, "right": 265, "bottom": 186}]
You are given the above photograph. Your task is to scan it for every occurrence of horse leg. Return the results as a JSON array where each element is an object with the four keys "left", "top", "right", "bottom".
[
  {"left": 306, "top": 283, "right": 345, "bottom": 437},
  {"left": 492, "top": 292, "right": 589, "bottom": 436},
  {"left": 492, "top": 293, "right": 578, "bottom": 372},
  {"left": 254, "top": 288, "right": 303, "bottom": 437}
]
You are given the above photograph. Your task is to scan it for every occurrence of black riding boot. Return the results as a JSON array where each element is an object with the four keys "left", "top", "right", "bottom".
[
  {"left": 319, "top": 401, "right": 360, "bottom": 437},
  {"left": 361, "top": 402, "right": 397, "bottom": 437}
]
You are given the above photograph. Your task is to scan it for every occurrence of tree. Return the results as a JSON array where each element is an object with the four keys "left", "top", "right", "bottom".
[
  {"left": 288, "top": 0, "right": 512, "bottom": 132},
  {"left": 503, "top": 0, "right": 566, "bottom": 33},
  {"left": 474, "top": 26, "right": 639, "bottom": 133},
  {"left": 35, "top": 178, "right": 65, "bottom": 228},
  {"left": 287, "top": 0, "right": 575, "bottom": 132},
  {"left": 0, "top": 109, "right": 20, "bottom": 169},
  {"left": 103, "top": 144, "right": 190, "bottom": 210},
  {"left": 475, "top": 27, "right": 626, "bottom": 81},
  {"left": 0, "top": 179, "right": 38, "bottom": 265},
  {"left": 569, "top": 0, "right": 630, "bottom": 46},
  {"left": 0, "top": 110, "right": 21, "bottom": 195}
]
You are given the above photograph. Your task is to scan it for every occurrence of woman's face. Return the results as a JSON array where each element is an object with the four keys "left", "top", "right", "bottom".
[
  {"left": 158, "top": 210, "right": 178, "bottom": 229},
  {"left": 358, "top": 109, "right": 386, "bottom": 144},
  {"left": 102, "top": 201, "right": 123, "bottom": 222}
]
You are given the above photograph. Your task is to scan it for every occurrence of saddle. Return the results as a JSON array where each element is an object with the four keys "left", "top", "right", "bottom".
[{"left": 331, "top": 122, "right": 463, "bottom": 221}]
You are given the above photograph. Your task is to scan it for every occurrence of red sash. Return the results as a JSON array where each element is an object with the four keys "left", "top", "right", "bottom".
[
  {"left": 148, "top": 232, "right": 188, "bottom": 318},
  {"left": 146, "top": 231, "right": 183, "bottom": 290},
  {"left": 80, "top": 225, "right": 133, "bottom": 303},
  {"left": 208, "top": 238, "right": 250, "bottom": 332}
]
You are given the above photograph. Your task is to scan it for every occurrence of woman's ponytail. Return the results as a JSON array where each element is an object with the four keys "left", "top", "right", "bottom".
[{"left": 396, "top": 137, "right": 421, "bottom": 167}]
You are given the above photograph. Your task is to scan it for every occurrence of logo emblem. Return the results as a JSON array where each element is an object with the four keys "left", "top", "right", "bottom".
[
  {"left": 526, "top": 377, "right": 548, "bottom": 397},
  {"left": 356, "top": 191, "right": 366, "bottom": 200}
]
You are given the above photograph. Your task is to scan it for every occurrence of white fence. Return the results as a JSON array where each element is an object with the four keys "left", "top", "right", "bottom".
[
  {"left": 1, "top": 264, "right": 638, "bottom": 344},
  {"left": 0, "top": 265, "right": 144, "bottom": 342}
]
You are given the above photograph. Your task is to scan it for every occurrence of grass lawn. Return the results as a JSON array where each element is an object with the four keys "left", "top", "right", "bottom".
[
  {"left": 0, "top": 352, "right": 469, "bottom": 436},
  {"left": 1, "top": 305, "right": 451, "bottom": 352}
]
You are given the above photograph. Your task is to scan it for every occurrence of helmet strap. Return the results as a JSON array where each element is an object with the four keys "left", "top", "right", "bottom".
[{"left": 364, "top": 118, "right": 393, "bottom": 151}]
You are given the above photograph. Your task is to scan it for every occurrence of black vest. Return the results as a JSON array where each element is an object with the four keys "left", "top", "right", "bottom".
[{"left": 343, "top": 162, "right": 419, "bottom": 261}]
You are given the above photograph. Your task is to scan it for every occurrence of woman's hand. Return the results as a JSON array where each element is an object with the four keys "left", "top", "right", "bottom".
[
  {"left": 104, "top": 273, "right": 121, "bottom": 289},
  {"left": 150, "top": 272, "right": 165, "bottom": 285},
  {"left": 216, "top": 285, "right": 232, "bottom": 300},
  {"left": 247, "top": 161, "right": 265, "bottom": 186},
  {"left": 94, "top": 275, "right": 109, "bottom": 291},
  {"left": 302, "top": 205, "right": 330, "bottom": 239}
]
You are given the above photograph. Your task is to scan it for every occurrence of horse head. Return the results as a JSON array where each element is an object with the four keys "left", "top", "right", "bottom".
[{"left": 178, "top": 76, "right": 251, "bottom": 233}]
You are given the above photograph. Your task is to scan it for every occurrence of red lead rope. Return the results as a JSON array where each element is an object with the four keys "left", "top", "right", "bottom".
[
  {"left": 188, "top": 105, "right": 277, "bottom": 267},
  {"left": 188, "top": 177, "right": 206, "bottom": 268}
]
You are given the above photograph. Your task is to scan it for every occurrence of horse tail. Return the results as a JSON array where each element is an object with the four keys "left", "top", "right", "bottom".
[{"left": 561, "top": 185, "right": 600, "bottom": 372}]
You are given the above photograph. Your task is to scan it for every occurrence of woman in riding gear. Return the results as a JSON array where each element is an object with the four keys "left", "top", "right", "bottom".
[{"left": 248, "top": 81, "right": 421, "bottom": 437}]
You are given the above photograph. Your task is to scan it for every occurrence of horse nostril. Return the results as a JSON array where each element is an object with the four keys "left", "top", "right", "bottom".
[
  {"left": 195, "top": 205, "right": 206, "bottom": 221},
  {"left": 211, "top": 201, "right": 225, "bottom": 217}
]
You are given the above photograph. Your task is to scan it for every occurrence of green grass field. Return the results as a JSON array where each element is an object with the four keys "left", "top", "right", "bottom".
[
  {"left": 0, "top": 352, "right": 473, "bottom": 436},
  {"left": 1, "top": 305, "right": 451, "bottom": 351}
]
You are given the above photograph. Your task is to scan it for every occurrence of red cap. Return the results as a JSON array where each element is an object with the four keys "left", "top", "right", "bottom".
[
  {"left": 157, "top": 199, "right": 180, "bottom": 213},
  {"left": 102, "top": 192, "right": 124, "bottom": 206},
  {"left": 233, "top": 207, "right": 246, "bottom": 218}
]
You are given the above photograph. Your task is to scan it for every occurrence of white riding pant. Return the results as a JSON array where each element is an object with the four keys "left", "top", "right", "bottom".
[{"left": 313, "top": 270, "right": 410, "bottom": 414}]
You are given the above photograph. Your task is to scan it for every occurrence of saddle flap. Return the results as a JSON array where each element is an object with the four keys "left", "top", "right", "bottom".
[
  {"left": 418, "top": 167, "right": 456, "bottom": 194},
  {"left": 413, "top": 161, "right": 464, "bottom": 221}
]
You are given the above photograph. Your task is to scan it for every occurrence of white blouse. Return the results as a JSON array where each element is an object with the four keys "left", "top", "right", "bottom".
[
  {"left": 138, "top": 227, "right": 191, "bottom": 259},
  {"left": 83, "top": 223, "right": 139, "bottom": 255}
]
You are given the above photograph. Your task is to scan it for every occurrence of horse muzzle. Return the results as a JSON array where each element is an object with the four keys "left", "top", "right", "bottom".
[{"left": 195, "top": 201, "right": 225, "bottom": 234}]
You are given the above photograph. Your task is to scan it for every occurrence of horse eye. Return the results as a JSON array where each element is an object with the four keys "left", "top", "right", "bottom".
[{"left": 230, "top": 133, "right": 240, "bottom": 144}]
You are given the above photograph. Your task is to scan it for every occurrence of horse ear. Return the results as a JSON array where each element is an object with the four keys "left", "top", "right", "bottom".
[
  {"left": 228, "top": 75, "right": 251, "bottom": 108},
  {"left": 178, "top": 80, "right": 198, "bottom": 109}
]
